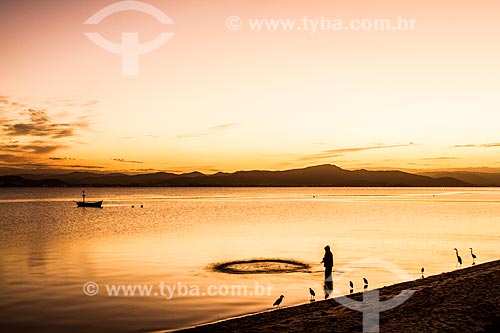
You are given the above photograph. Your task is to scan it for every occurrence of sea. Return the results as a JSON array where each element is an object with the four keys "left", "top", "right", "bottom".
[{"left": 0, "top": 187, "right": 499, "bottom": 332}]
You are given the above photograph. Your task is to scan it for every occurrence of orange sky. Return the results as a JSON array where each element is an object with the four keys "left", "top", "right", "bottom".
[{"left": 1, "top": 0, "right": 500, "bottom": 174}]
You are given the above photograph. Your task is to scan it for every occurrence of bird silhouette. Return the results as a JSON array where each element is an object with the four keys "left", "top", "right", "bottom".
[
  {"left": 421, "top": 267, "right": 425, "bottom": 278},
  {"left": 273, "top": 295, "right": 284, "bottom": 308},
  {"left": 454, "top": 248, "right": 462, "bottom": 267},
  {"left": 469, "top": 248, "right": 477, "bottom": 265},
  {"left": 363, "top": 278, "right": 368, "bottom": 289},
  {"left": 309, "top": 288, "right": 315, "bottom": 301},
  {"left": 349, "top": 281, "right": 354, "bottom": 293}
]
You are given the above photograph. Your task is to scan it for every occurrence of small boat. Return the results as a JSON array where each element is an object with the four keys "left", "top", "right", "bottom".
[
  {"left": 76, "top": 200, "right": 103, "bottom": 208},
  {"left": 76, "top": 190, "right": 103, "bottom": 208}
]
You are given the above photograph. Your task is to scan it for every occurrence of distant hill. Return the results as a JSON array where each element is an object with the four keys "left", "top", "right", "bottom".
[
  {"left": 0, "top": 164, "right": 474, "bottom": 187},
  {"left": 0, "top": 175, "right": 66, "bottom": 187},
  {"left": 419, "top": 171, "right": 500, "bottom": 186}
]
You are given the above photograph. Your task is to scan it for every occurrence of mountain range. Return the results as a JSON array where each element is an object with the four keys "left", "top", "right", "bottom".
[{"left": 1, "top": 164, "right": 496, "bottom": 187}]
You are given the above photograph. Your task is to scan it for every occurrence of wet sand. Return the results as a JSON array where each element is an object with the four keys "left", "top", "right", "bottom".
[{"left": 175, "top": 260, "right": 500, "bottom": 332}]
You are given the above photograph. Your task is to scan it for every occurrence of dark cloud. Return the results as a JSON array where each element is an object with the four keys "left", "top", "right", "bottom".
[
  {"left": 0, "top": 95, "right": 97, "bottom": 169},
  {"left": 176, "top": 123, "right": 237, "bottom": 139},
  {"left": 67, "top": 165, "right": 104, "bottom": 169},
  {"left": 0, "top": 161, "right": 104, "bottom": 172},
  {"left": 22, "top": 145, "right": 64, "bottom": 154},
  {"left": 112, "top": 158, "right": 144, "bottom": 164},
  {"left": 0, "top": 142, "right": 65, "bottom": 154},
  {"left": 2, "top": 109, "right": 78, "bottom": 139},
  {"left": 0, "top": 154, "right": 30, "bottom": 163},
  {"left": 49, "top": 157, "right": 76, "bottom": 161}
]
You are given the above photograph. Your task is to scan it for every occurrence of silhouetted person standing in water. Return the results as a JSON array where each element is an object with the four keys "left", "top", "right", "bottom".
[
  {"left": 321, "top": 245, "right": 334, "bottom": 298},
  {"left": 321, "top": 245, "right": 334, "bottom": 279}
]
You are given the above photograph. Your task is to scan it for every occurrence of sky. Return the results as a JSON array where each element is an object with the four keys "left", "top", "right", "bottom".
[{"left": 1, "top": 0, "right": 500, "bottom": 174}]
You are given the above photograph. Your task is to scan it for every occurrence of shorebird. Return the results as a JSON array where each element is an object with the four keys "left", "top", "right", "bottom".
[
  {"left": 454, "top": 248, "right": 462, "bottom": 267},
  {"left": 470, "top": 248, "right": 477, "bottom": 265},
  {"left": 309, "top": 288, "right": 315, "bottom": 301},
  {"left": 421, "top": 267, "right": 425, "bottom": 278},
  {"left": 349, "top": 281, "right": 354, "bottom": 293},
  {"left": 273, "top": 295, "right": 284, "bottom": 308}
]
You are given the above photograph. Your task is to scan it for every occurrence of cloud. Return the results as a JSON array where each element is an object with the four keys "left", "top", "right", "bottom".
[
  {"left": 82, "top": 100, "right": 98, "bottom": 107},
  {"left": 122, "top": 134, "right": 159, "bottom": 140},
  {"left": 0, "top": 161, "right": 103, "bottom": 171},
  {"left": 452, "top": 144, "right": 476, "bottom": 148},
  {"left": 0, "top": 95, "right": 96, "bottom": 167},
  {"left": 176, "top": 123, "right": 237, "bottom": 139},
  {"left": 452, "top": 143, "right": 500, "bottom": 148},
  {"left": 0, "top": 154, "right": 29, "bottom": 163},
  {"left": 49, "top": 157, "right": 76, "bottom": 161},
  {"left": 2, "top": 109, "right": 80, "bottom": 139},
  {"left": 112, "top": 158, "right": 144, "bottom": 164},
  {"left": 0, "top": 142, "right": 65, "bottom": 154},
  {"left": 131, "top": 168, "right": 159, "bottom": 172},
  {"left": 421, "top": 157, "right": 459, "bottom": 160},
  {"left": 67, "top": 165, "right": 104, "bottom": 169},
  {"left": 24, "top": 145, "right": 64, "bottom": 154},
  {"left": 480, "top": 143, "right": 500, "bottom": 148},
  {"left": 299, "top": 143, "right": 415, "bottom": 162},
  {"left": 408, "top": 162, "right": 432, "bottom": 166},
  {"left": 163, "top": 165, "right": 216, "bottom": 173}
]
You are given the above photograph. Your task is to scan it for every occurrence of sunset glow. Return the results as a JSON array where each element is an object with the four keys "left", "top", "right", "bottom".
[{"left": 2, "top": 0, "right": 500, "bottom": 173}]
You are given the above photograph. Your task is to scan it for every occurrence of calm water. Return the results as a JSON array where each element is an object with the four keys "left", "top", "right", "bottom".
[{"left": 0, "top": 187, "right": 499, "bottom": 332}]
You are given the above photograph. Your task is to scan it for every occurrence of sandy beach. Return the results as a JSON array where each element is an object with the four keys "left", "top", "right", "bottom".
[{"left": 176, "top": 260, "right": 500, "bottom": 332}]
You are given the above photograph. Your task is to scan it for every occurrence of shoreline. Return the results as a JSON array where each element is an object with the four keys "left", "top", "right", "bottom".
[{"left": 172, "top": 260, "right": 500, "bottom": 332}]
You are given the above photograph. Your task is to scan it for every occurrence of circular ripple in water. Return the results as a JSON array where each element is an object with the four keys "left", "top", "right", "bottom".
[{"left": 211, "top": 258, "right": 311, "bottom": 274}]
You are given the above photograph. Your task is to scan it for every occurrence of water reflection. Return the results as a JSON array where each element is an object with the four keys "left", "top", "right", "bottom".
[{"left": 0, "top": 187, "right": 499, "bottom": 332}]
